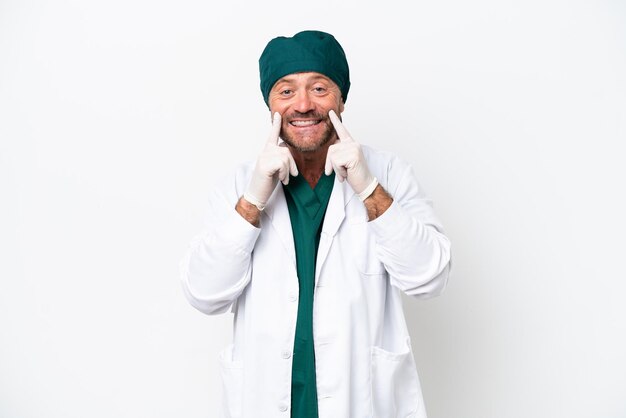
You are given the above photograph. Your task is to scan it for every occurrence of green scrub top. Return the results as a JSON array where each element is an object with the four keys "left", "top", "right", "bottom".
[{"left": 283, "top": 172, "right": 335, "bottom": 418}]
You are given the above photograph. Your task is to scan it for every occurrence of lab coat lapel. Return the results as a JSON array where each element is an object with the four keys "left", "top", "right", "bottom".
[
  {"left": 264, "top": 185, "right": 296, "bottom": 267},
  {"left": 315, "top": 178, "right": 354, "bottom": 286}
]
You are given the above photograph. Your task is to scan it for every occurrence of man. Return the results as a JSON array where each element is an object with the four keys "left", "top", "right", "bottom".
[{"left": 180, "top": 30, "right": 451, "bottom": 418}]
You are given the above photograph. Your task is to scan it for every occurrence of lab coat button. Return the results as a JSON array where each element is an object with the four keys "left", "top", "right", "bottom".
[
  {"left": 278, "top": 402, "right": 289, "bottom": 412},
  {"left": 281, "top": 350, "right": 292, "bottom": 359},
  {"left": 288, "top": 292, "right": 297, "bottom": 302}
]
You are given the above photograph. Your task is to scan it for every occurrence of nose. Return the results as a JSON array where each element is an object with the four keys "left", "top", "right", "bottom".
[{"left": 292, "top": 90, "right": 315, "bottom": 114}]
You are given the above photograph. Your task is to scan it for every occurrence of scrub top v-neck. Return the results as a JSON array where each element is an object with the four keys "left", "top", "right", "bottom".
[{"left": 283, "top": 172, "right": 335, "bottom": 418}]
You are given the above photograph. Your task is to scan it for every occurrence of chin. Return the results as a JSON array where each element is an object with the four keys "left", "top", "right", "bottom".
[
  {"left": 283, "top": 135, "right": 332, "bottom": 153},
  {"left": 281, "top": 126, "right": 334, "bottom": 153}
]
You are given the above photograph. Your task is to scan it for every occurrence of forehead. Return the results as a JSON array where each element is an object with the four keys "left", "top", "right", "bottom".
[{"left": 272, "top": 72, "right": 337, "bottom": 88}]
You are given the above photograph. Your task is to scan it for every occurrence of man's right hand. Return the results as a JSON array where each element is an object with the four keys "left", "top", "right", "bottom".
[{"left": 242, "top": 112, "right": 298, "bottom": 211}]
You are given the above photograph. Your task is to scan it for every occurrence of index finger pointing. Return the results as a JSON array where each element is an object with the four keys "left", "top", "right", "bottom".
[
  {"left": 267, "top": 112, "right": 282, "bottom": 145},
  {"left": 328, "top": 110, "right": 353, "bottom": 142}
]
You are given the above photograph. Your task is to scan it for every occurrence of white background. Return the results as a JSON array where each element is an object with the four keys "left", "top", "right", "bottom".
[{"left": 1, "top": 0, "right": 625, "bottom": 417}]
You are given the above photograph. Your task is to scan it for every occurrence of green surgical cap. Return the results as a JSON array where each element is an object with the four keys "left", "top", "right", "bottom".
[{"left": 259, "top": 30, "right": 350, "bottom": 107}]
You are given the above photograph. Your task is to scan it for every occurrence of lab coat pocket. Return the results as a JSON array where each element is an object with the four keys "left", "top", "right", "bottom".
[
  {"left": 218, "top": 344, "right": 244, "bottom": 418},
  {"left": 370, "top": 337, "right": 421, "bottom": 418}
]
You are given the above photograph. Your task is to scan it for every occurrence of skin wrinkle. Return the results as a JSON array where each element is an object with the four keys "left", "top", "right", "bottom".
[{"left": 268, "top": 72, "right": 344, "bottom": 187}]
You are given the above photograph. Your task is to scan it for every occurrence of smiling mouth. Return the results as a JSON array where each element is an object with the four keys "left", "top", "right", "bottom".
[{"left": 289, "top": 119, "right": 322, "bottom": 127}]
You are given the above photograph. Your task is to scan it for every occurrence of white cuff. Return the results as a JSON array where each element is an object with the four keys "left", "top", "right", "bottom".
[
  {"left": 357, "top": 177, "right": 378, "bottom": 201},
  {"left": 242, "top": 192, "right": 266, "bottom": 211}
]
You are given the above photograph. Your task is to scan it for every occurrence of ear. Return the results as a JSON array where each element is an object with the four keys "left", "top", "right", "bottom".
[{"left": 338, "top": 99, "right": 345, "bottom": 114}]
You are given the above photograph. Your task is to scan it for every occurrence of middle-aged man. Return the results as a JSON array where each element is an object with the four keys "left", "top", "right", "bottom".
[{"left": 180, "top": 30, "right": 452, "bottom": 418}]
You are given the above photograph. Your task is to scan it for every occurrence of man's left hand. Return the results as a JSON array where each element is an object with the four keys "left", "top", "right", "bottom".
[{"left": 325, "top": 110, "right": 378, "bottom": 201}]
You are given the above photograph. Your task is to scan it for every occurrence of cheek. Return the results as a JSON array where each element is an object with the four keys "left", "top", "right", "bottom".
[
  {"left": 268, "top": 97, "right": 286, "bottom": 113},
  {"left": 323, "top": 93, "right": 343, "bottom": 112},
  {"left": 270, "top": 103, "right": 290, "bottom": 116}
]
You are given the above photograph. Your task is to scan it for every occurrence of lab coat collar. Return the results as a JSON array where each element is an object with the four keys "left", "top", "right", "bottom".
[
  {"left": 321, "top": 175, "right": 354, "bottom": 237},
  {"left": 315, "top": 176, "right": 354, "bottom": 286},
  {"left": 263, "top": 185, "right": 296, "bottom": 267},
  {"left": 263, "top": 175, "right": 355, "bottom": 273}
]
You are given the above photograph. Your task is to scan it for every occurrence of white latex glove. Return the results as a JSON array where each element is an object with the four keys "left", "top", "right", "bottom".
[
  {"left": 325, "top": 110, "right": 378, "bottom": 201},
  {"left": 243, "top": 112, "right": 298, "bottom": 210}
]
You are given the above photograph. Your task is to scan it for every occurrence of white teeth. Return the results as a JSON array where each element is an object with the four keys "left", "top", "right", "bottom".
[{"left": 290, "top": 120, "right": 319, "bottom": 126}]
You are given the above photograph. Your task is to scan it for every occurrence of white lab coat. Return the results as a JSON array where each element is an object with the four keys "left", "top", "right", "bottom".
[{"left": 180, "top": 145, "right": 451, "bottom": 418}]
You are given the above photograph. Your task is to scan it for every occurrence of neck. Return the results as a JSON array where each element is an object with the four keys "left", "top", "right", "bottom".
[{"left": 289, "top": 139, "right": 336, "bottom": 188}]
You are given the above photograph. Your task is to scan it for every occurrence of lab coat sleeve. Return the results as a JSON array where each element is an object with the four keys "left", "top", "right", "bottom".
[
  {"left": 369, "top": 155, "right": 452, "bottom": 298},
  {"left": 179, "top": 168, "right": 260, "bottom": 315}
]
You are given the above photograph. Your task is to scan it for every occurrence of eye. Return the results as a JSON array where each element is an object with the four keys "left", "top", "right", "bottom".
[
  {"left": 313, "top": 86, "right": 326, "bottom": 94},
  {"left": 280, "top": 89, "right": 293, "bottom": 96}
]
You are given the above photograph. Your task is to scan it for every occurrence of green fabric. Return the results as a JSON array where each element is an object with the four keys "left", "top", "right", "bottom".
[
  {"left": 283, "top": 173, "right": 335, "bottom": 418},
  {"left": 259, "top": 30, "right": 351, "bottom": 107}
]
